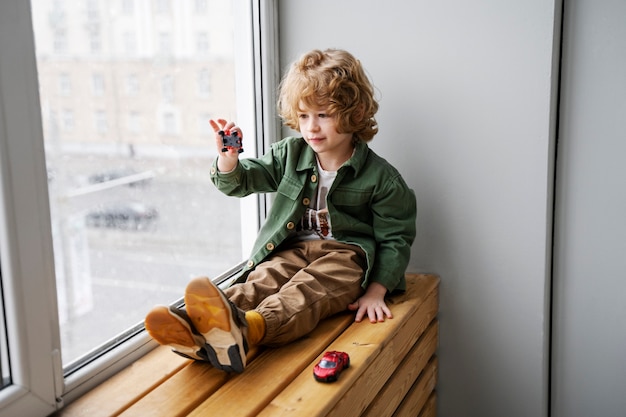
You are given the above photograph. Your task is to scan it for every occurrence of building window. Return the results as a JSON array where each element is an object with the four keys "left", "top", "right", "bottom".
[
  {"left": 158, "top": 32, "right": 172, "bottom": 56},
  {"left": 53, "top": 30, "right": 67, "bottom": 53},
  {"left": 162, "top": 111, "right": 177, "bottom": 135},
  {"left": 58, "top": 73, "right": 71, "bottom": 95},
  {"left": 196, "top": 32, "right": 209, "bottom": 56},
  {"left": 94, "top": 110, "right": 108, "bottom": 134},
  {"left": 121, "top": 0, "right": 134, "bottom": 15},
  {"left": 92, "top": 73, "right": 105, "bottom": 96},
  {"left": 124, "top": 31, "right": 137, "bottom": 55},
  {"left": 198, "top": 113, "right": 212, "bottom": 136},
  {"left": 89, "top": 31, "right": 102, "bottom": 53},
  {"left": 161, "top": 75, "right": 174, "bottom": 103},
  {"left": 155, "top": 0, "right": 170, "bottom": 14},
  {"left": 125, "top": 74, "right": 139, "bottom": 96},
  {"left": 197, "top": 68, "right": 210, "bottom": 97},
  {"left": 85, "top": 0, "right": 99, "bottom": 21},
  {"left": 194, "top": 0, "right": 208, "bottom": 14},
  {"left": 128, "top": 111, "right": 141, "bottom": 134},
  {"left": 61, "top": 109, "right": 74, "bottom": 132}
]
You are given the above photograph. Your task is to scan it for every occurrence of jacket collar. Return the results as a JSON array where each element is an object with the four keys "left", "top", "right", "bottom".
[{"left": 295, "top": 138, "right": 369, "bottom": 177}]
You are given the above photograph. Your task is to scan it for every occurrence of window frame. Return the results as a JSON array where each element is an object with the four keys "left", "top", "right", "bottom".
[
  {"left": 0, "top": 0, "right": 279, "bottom": 414},
  {"left": 0, "top": 1, "right": 60, "bottom": 414}
]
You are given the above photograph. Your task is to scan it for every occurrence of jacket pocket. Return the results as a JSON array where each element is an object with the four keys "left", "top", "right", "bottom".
[
  {"left": 277, "top": 175, "right": 302, "bottom": 200},
  {"left": 330, "top": 187, "right": 372, "bottom": 206}
]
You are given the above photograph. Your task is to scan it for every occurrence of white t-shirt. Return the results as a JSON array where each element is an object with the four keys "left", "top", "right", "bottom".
[{"left": 297, "top": 159, "right": 337, "bottom": 240}]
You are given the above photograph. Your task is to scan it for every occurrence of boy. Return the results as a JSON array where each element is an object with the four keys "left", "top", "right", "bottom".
[{"left": 145, "top": 49, "right": 416, "bottom": 373}]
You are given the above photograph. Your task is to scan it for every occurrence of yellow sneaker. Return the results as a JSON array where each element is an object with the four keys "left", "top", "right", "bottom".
[
  {"left": 184, "top": 276, "right": 249, "bottom": 373},
  {"left": 144, "top": 305, "right": 209, "bottom": 361}
]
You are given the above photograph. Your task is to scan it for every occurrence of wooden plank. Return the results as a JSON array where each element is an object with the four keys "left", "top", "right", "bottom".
[
  {"left": 392, "top": 357, "right": 438, "bottom": 417},
  {"left": 186, "top": 313, "right": 354, "bottom": 417},
  {"left": 118, "top": 344, "right": 267, "bottom": 417},
  {"left": 257, "top": 274, "right": 439, "bottom": 417},
  {"left": 417, "top": 393, "right": 437, "bottom": 417},
  {"left": 327, "top": 296, "right": 439, "bottom": 417},
  {"left": 58, "top": 345, "right": 189, "bottom": 417},
  {"left": 361, "top": 321, "right": 439, "bottom": 417},
  {"left": 117, "top": 360, "right": 231, "bottom": 417}
]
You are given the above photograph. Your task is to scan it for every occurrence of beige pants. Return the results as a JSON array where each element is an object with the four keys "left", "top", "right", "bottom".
[{"left": 224, "top": 240, "right": 366, "bottom": 347}]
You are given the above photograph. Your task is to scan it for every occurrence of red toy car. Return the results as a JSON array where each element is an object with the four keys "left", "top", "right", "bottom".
[{"left": 313, "top": 351, "right": 350, "bottom": 382}]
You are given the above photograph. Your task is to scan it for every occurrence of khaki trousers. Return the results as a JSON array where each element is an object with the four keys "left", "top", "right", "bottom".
[{"left": 224, "top": 240, "right": 366, "bottom": 347}]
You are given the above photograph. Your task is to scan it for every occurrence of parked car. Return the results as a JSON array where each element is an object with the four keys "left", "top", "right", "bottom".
[
  {"left": 88, "top": 167, "right": 152, "bottom": 187},
  {"left": 85, "top": 202, "right": 158, "bottom": 230},
  {"left": 313, "top": 351, "right": 350, "bottom": 382}
]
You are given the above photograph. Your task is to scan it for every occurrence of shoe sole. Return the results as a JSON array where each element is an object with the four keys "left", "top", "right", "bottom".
[
  {"left": 184, "top": 277, "right": 247, "bottom": 373},
  {"left": 145, "top": 305, "right": 207, "bottom": 361}
]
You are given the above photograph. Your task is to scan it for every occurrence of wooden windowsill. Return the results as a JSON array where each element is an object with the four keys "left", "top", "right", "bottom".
[{"left": 57, "top": 273, "right": 439, "bottom": 417}]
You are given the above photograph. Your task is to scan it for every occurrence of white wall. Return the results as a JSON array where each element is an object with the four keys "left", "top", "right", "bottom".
[{"left": 278, "top": 1, "right": 560, "bottom": 416}]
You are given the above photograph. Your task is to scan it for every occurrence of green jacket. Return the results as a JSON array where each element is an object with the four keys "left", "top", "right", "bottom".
[{"left": 210, "top": 137, "right": 416, "bottom": 292}]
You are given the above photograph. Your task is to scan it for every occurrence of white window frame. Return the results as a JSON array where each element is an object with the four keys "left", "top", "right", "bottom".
[
  {"left": 0, "top": 1, "right": 60, "bottom": 414},
  {"left": 0, "top": 0, "right": 278, "bottom": 415}
]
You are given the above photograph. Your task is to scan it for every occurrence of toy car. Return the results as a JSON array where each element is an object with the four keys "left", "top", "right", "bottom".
[
  {"left": 313, "top": 351, "right": 350, "bottom": 382},
  {"left": 219, "top": 130, "right": 244, "bottom": 153}
]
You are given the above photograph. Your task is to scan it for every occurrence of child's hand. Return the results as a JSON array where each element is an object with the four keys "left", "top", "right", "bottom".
[
  {"left": 348, "top": 282, "right": 393, "bottom": 323},
  {"left": 210, "top": 118, "right": 242, "bottom": 173}
]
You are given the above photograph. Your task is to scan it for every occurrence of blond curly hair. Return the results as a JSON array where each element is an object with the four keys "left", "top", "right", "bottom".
[{"left": 277, "top": 49, "right": 379, "bottom": 142}]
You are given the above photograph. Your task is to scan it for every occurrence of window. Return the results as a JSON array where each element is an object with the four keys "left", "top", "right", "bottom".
[
  {"left": 85, "top": 0, "right": 99, "bottom": 21},
  {"left": 58, "top": 73, "right": 71, "bottom": 95},
  {"left": 122, "top": 0, "right": 134, "bottom": 15},
  {"left": 198, "top": 113, "right": 212, "bottom": 136},
  {"left": 157, "top": 32, "right": 172, "bottom": 56},
  {"left": 91, "top": 73, "right": 105, "bottom": 96},
  {"left": 161, "top": 111, "right": 178, "bottom": 135},
  {"left": 197, "top": 68, "right": 211, "bottom": 97},
  {"left": 88, "top": 31, "right": 102, "bottom": 54},
  {"left": 195, "top": 0, "right": 208, "bottom": 14},
  {"left": 123, "top": 32, "right": 137, "bottom": 56},
  {"left": 161, "top": 75, "right": 174, "bottom": 103},
  {"left": 125, "top": 74, "right": 139, "bottom": 96},
  {"left": 196, "top": 32, "right": 209, "bottom": 56},
  {"left": 94, "top": 110, "right": 108, "bottom": 134},
  {"left": 128, "top": 111, "right": 141, "bottom": 134},
  {"left": 61, "top": 109, "right": 74, "bottom": 132},
  {"left": 155, "top": 0, "right": 170, "bottom": 14},
  {"left": 0, "top": 0, "right": 274, "bottom": 414},
  {"left": 53, "top": 30, "right": 67, "bottom": 54}
]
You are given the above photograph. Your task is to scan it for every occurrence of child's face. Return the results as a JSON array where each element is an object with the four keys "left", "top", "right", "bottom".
[{"left": 297, "top": 105, "right": 354, "bottom": 162}]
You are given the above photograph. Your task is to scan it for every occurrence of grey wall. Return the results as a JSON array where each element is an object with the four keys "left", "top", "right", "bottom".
[
  {"left": 278, "top": 1, "right": 559, "bottom": 416},
  {"left": 551, "top": 1, "right": 626, "bottom": 416}
]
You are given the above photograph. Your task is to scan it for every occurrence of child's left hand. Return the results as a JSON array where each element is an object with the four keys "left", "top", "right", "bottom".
[{"left": 348, "top": 282, "right": 393, "bottom": 323}]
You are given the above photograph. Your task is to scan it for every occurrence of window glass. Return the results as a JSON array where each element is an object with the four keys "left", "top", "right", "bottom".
[{"left": 30, "top": 0, "right": 246, "bottom": 368}]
